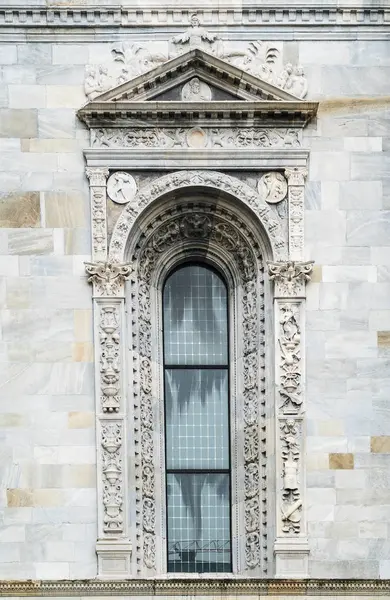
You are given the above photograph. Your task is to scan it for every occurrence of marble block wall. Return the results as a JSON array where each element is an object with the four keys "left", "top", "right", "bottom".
[{"left": 0, "top": 35, "right": 390, "bottom": 580}]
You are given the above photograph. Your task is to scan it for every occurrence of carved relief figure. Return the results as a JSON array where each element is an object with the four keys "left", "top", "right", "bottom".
[
  {"left": 172, "top": 13, "right": 218, "bottom": 51},
  {"left": 107, "top": 172, "right": 137, "bottom": 205},
  {"left": 181, "top": 77, "right": 212, "bottom": 101},
  {"left": 258, "top": 172, "right": 288, "bottom": 205}
]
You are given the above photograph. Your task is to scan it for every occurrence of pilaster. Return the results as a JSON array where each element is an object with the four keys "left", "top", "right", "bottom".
[
  {"left": 268, "top": 260, "right": 314, "bottom": 578},
  {"left": 85, "top": 260, "right": 132, "bottom": 578},
  {"left": 86, "top": 167, "right": 109, "bottom": 262},
  {"left": 285, "top": 167, "right": 308, "bottom": 262}
]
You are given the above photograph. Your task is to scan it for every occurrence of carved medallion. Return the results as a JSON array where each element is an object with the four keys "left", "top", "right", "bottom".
[
  {"left": 107, "top": 172, "right": 137, "bottom": 205},
  {"left": 258, "top": 172, "right": 288, "bottom": 204}
]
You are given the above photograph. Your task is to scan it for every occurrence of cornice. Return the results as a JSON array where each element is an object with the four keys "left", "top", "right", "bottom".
[
  {"left": 77, "top": 101, "right": 318, "bottom": 129},
  {"left": 0, "top": 5, "right": 389, "bottom": 41},
  {"left": 1, "top": 579, "right": 390, "bottom": 596}
]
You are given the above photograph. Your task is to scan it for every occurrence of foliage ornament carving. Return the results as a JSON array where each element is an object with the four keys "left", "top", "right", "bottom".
[
  {"left": 268, "top": 260, "right": 314, "bottom": 297},
  {"left": 101, "top": 422, "right": 124, "bottom": 533},
  {"left": 91, "top": 127, "right": 301, "bottom": 149},
  {"left": 278, "top": 303, "right": 303, "bottom": 415},
  {"left": 133, "top": 205, "right": 266, "bottom": 573},
  {"left": 285, "top": 168, "right": 308, "bottom": 261},
  {"left": 84, "top": 15, "right": 308, "bottom": 100},
  {"left": 110, "top": 170, "right": 286, "bottom": 263},
  {"left": 85, "top": 260, "right": 132, "bottom": 297},
  {"left": 280, "top": 419, "right": 302, "bottom": 534}
]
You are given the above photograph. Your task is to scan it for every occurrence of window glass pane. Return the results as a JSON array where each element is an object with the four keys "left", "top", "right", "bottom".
[
  {"left": 165, "top": 368, "right": 229, "bottom": 470},
  {"left": 163, "top": 265, "right": 228, "bottom": 365},
  {"left": 167, "top": 473, "right": 231, "bottom": 573}
]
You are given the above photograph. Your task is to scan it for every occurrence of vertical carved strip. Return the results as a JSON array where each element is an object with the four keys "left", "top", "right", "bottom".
[
  {"left": 285, "top": 167, "right": 307, "bottom": 262},
  {"left": 86, "top": 263, "right": 132, "bottom": 577},
  {"left": 268, "top": 261, "right": 313, "bottom": 578},
  {"left": 86, "top": 167, "right": 109, "bottom": 262}
]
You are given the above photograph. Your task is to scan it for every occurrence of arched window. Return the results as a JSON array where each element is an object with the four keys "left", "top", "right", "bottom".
[{"left": 163, "top": 263, "right": 231, "bottom": 573}]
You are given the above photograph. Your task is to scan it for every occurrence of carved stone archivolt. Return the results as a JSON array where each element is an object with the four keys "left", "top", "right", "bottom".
[
  {"left": 129, "top": 203, "right": 267, "bottom": 575},
  {"left": 91, "top": 127, "right": 301, "bottom": 150},
  {"left": 110, "top": 170, "right": 286, "bottom": 263},
  {"left": 84, "top": 15, "right": 308, "bottom": 101}
]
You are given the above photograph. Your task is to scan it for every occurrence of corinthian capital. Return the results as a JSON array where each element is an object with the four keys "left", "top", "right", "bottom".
[
  {"left": 85, "top": 260, "right": 132, "bottom": 297},
  {"left": 268, "top": 260, "right": 314, "bottom": 298},
  {"left": 284, "top": 167, "right": 308, "bottom": 187},
  {"left": 86, "top": 167, "right": 110, "bottom": 187}
]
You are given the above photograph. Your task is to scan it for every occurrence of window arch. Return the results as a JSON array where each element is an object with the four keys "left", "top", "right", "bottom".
[
  {"left": 131, "top": 203, "right": 268, "bottom": 577},
  {"left": 163, "top": 263, "right": 231, "bottom": 573}
]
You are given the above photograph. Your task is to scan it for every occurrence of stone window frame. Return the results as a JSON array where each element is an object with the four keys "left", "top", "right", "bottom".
[{"left": 84, "top": 158, "right": 314, "bottom": 580}]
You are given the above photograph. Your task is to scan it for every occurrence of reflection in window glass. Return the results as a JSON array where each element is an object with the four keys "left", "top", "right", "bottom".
[{"left": 163, "top": 264, "right": 231, "bottom": 573}]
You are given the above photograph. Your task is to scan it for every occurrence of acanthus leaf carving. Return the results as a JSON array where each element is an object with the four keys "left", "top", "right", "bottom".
[
  {"left": 268, "top": 260, "right": 314, "bottom": 297},
  {"left": 280, "top": 419, "right": 302, "bottom": 534},
  {"left": 85, "top": 260, "right": 132, "bottom": 297}
]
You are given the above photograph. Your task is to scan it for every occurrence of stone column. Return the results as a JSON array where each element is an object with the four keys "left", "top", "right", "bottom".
[
  {"left": 285, "top": 167, "right": 308, "bottom": 261},
  {"left": 268, "top": 261, "right": 313, "bottom": 578}
]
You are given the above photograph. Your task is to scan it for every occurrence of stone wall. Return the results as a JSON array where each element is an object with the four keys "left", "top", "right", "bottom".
[{"left": 0, "top": 32, "right": 390, "bottom": 580}]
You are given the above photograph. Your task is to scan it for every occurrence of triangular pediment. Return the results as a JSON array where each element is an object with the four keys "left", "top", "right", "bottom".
[{"left": 91, "top": 48, "right": 301, "bottom": 104}]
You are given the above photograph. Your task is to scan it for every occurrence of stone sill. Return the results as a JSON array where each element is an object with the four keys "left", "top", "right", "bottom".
[{"left": 1, "top": 579, "right": 390, "bottom": 597}]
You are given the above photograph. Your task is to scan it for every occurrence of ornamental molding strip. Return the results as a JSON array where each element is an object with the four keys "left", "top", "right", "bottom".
[
  {"left": 1, "top": 6, "right": 390, "bottom": 41},
  {"left": 1, "top": 579, "right": 390, "bottom": 596}
]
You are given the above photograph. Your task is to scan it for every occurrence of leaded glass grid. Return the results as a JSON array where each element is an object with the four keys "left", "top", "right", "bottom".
[{"left": 163, "top": 263, "right": 232, "bottom": 573}]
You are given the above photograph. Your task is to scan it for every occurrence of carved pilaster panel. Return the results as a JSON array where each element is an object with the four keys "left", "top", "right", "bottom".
[
  {"left": 269, "top": 260, "right": 311, "bottom": 577},
  {"left": 285, "top": 167, "right": 307, "bottom": 261},
  {"left": 86, "top": 167, "right": 109, "bottom": 262},
  {"left": 87, "top": 265, "right": 132, "bottom": 576}
]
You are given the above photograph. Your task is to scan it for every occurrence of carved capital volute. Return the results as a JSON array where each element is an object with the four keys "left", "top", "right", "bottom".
[
  {"left": 86, "top": 166, "right": 110, "bottom": 187},
  {"left": 284, "top": 167, "right": 308, "bottom": 187},
  {"left": 268, "top": 260, "right": 314, "bottom": 298},
  {"left": 85, "top": 260, "right": 132, "bottom": 297}
]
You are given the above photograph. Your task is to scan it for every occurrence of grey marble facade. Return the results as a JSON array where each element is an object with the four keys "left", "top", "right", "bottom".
[{"left": 0, "top": 1, "right": 390, "bottom": 585}]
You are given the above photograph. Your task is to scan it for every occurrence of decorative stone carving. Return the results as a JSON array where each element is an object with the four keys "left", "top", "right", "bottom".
[
  {"left": 99, "top": 306, "right": 121, "bottom": 413},
  {"left": 110, "top": 170, "right": 286, "bottom": 263},
  {"left": 268, "top": 260, "right": 314, "bottom": 297},
  {"left": 284, "top": 167, "right": 307, "bottom": 260},
  {"left": 258, "top": 172, "right": 288, "bottom": 204},
  {"left": 91, "top": 127, "right": 301, "bottom": 149},
  {"left": 132, "top": 204, "right": 265, "bottom": 573},
  {"left": 84, "top": 17, "right": 308, "bottom": 100},
  {"left": 85, "top": 260, "right": 132, "bottom": 297},
  {"left": 181, "top": 77, "right": 212, "bottom": 101},
  {"left": 101, "top": 422, "right": 124, "bottom": 533},
  {"left": 107, "top": 172, "right": 137, "bottom": 205},
  {"left": 280, "top": 419, "right": 302, "bottom": 534},
  {"left": 278, "top": 303, "right": 302, "bottom": 415},
  {"left": 86, "top": 167, "right": 109, "bottom": 262}
]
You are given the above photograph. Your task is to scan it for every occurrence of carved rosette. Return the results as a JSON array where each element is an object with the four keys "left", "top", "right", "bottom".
[
  {"left": 86, "top": 167, "right": 109, "bottom": 262},
  {"left": 285, "top": 167, "right": 308, "bottom": 261},
  {"left": 133, "top": 205, "right": 266, "bottom": 574}
]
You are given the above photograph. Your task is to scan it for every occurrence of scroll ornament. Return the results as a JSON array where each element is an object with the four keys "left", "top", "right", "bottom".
[
  {"left": 84, "top": 15, "right": 308, "bottom": 100},
  {"left": 85, "top": 260, "right": 132, "bottom": 297}
]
